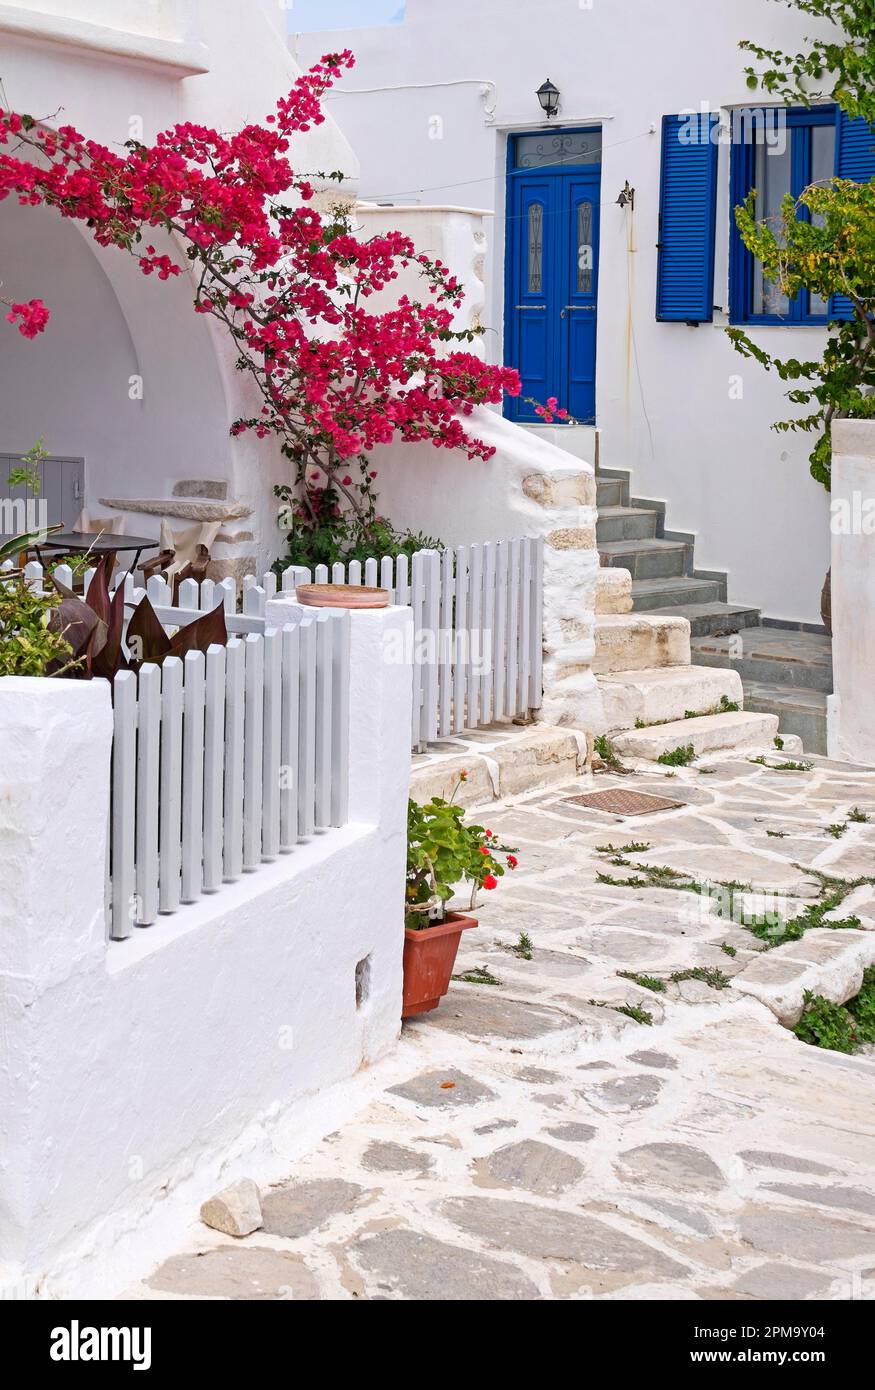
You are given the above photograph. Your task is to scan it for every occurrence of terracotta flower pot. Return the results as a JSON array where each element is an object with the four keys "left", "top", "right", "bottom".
[
  {"left": 296, "top": 583, "right": 389, "bottom": 609},
  {"left": 402, "top": 911, "right": 478, "bottom": 1018}
]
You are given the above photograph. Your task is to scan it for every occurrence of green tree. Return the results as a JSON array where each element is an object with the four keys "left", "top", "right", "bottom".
[
  {"left": 729, "top": 0, "right": 875, "bottom": 487},
  {"left": 740, "top": 0, "right": 875, "bottom": 123}
]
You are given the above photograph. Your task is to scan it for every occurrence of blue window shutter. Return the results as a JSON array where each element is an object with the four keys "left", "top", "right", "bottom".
[
  {"left": 830, "top": 111, "right": 875, "bottom": 319},
  {"left": 656, "top": 113, "right": 719, "bottom": 322}
]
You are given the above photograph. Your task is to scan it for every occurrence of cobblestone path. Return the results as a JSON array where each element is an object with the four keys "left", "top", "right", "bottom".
[{"left": 131, "top": 752, "right": 875, "bottom": 1301}]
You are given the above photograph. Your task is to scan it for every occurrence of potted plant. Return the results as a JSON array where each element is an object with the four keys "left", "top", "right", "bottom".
[{"left": 403, "top": 775, "right": 518, "bottom": 1018}]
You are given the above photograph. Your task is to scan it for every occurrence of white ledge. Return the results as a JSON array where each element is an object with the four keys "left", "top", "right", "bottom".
[
  {"left": 99, "top": 497, "right": 251, "bottom": 521},
  {"left": 0, "top": 5, "right": 210, "bottom": 75}
]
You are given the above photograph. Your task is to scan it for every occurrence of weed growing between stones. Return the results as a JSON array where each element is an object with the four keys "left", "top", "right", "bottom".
[
  {"left": 669, "top": 966, "right": 731, "bottom": 990},
  {"left": 720, "top": 942, "right": 738, "bottom": 957},
  {"left": 594, "top": 850, "right": 873, "bottom": 954},
  {"left": 744, "top": 868, "right": 874, "bottom": 948},
  {"left": 633, "top": 695, "right": 738, "bottom": 729},
  {"left": 614, "top": 1003, "right": 654, "bottom": 1026},
  {"left": 794, "top": 968, "right": 875, "bottom": 1054},
  {"left": 826, "top": 823, "right": 847, "bottom": 838},
  {"left": 657, "top": 744, "right": 696, "bottom": 767},
  {"left": 512, "top": 932, "right": 533, "bottom": 961},
  {"left": 617, "top": 971, "right": 667, "bottom": 994},
  {"left": 595, "top": 841, "right": 651, "bottom": 856},
  {"left": 593, "top": 734, "right": 625, "bottom": 770},
  {"left": 848, "top": 807, "right": 870, "bottom": 823},
  {"left": 453, "top": 966, "right": 501, "bottom": 986},
  {"left": 748, "top": 756, "right": 813, "bottom": 771}
]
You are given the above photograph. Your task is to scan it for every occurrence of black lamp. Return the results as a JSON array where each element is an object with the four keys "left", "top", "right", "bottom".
[{"left": 536, "top": 79, "right": 560, "bottom": 119}]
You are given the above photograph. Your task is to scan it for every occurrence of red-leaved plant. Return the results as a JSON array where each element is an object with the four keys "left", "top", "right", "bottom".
[
  {"left": 0, "top": 52, "right": 520, "bottom": 533},
  {"left": 49, "top": 554, "right": 228, "bottom": 678}
]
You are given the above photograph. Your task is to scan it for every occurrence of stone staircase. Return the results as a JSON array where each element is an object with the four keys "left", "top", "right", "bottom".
[
  {"left": 592, "top": 586, "right": 785, "bottom": 759},
  {"left": 596, "top": 467, "right": 830, "bottom": 754}
]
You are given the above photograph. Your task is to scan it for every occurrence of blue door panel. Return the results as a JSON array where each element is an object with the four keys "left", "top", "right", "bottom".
[
  {"left": 561, "top": 175, "right": 599, "bottom": 424},
  {"left": 505, "top": 144, "right": 600, "bottom": 424}
]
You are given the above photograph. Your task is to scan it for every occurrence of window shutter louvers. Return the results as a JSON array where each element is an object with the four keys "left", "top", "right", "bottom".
[
  {"left": 656, "top": 112, "right": 719, "bottom": 322},
  {"left": 830, "top": 111, "right": 875, "bottom": 320}
]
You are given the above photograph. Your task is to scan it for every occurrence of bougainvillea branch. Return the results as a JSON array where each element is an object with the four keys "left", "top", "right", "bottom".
[{"left": 0, "top": 51, "right": 520, "bottom": 524}]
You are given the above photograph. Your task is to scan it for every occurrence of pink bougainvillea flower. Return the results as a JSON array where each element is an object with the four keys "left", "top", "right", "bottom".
[{"left": 4, "top": 297, "right": 49, "bottom": 338}]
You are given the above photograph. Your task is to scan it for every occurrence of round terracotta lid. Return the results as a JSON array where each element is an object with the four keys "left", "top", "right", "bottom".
[{"left": 295, "top": 583, "right": 390, "bottom": 609}]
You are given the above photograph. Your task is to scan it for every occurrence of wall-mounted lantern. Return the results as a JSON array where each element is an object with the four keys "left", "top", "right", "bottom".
[{"left": 536, "top": 79, "right": 561, "bottom": 119}]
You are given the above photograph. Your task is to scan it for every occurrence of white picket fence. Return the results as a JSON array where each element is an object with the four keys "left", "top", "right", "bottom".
[
  {"left": 14, "top": 537, "right": 544, "bottom": 756},
  {"left": 70, "top": 539, "right": 544, "bottom": 749},
  {"left": 107, "top": 607, "right": 349, "bottom": 940}
]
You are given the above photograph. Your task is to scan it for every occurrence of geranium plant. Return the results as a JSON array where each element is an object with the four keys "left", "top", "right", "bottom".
[
  {"left": 0, "top": 52, "right": 520, "bottom": 539},
  {"left": 406, "top": 777, "right": 518, "bottom": 929}
]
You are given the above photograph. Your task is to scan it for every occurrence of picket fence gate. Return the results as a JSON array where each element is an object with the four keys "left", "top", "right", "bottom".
[{"left": 106, "top": 606, "right": 349, "bottom": 940}]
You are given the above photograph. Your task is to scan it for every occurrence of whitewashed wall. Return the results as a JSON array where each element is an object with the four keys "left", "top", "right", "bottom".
[
  {"left": 373, "top": 405, "right": 604, "bottom": 730},
  {"left": 827, "top": 422, "right": 875, "bottom": 765},
  {"left": 0, "top": 604, "right": 412, "bottom": 1296},
  {"left": 296, "top": 0, "right": 838, "bottom": 624},
  {"left": 355, "top": 203, "right": 489, "bottom": 354},
  {"left": 0, "top": 0, "right": 359, "bottom": 576}
]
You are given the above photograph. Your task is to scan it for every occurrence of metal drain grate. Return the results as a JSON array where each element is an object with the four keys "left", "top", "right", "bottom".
[{"left": 563, "top": 789, "right": 683, "bottom": 816}]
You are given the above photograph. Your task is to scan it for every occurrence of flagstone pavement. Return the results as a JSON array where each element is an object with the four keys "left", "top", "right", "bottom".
[{"left": 129, "top": 750, "right": 875, "bottom": 1301}]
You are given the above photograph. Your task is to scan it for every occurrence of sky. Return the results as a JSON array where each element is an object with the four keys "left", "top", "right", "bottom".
[{"left": 285, "top": 0, "right": 406, "bottom": 33}]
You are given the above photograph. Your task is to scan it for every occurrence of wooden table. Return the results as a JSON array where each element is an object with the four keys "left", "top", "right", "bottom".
[{"left": 32, "top": 530, "right": 160, "bottom": 579}]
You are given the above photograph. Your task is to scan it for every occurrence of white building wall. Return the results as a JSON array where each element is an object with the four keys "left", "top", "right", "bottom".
[
  {"left": 0, "top": 603, "right": 412, "bottom": 1295},
  {"left": 296, "top": 0, "right": 838, "bottom": 624}
]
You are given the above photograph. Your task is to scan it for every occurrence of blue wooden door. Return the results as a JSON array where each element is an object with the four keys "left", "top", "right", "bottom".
[{"left": 505, "top": 130, "right": 601, "bottom": 424}]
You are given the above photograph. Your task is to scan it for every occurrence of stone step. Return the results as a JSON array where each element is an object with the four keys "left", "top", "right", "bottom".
[
  {"left": 596, "top": 505, "right": 657, "bottom": 543},
  {"left": 647, "top": 600, "right": 761, "bottom": 636},
  {"left": 690, "top": 624, "right": 833, "bottom": 694},
  {"left": 598, "top": 664, "right": 743, "bottom": 732},
  {"left": 742, "top": 682, "right": 829, "bottom": 756},
  {"left": 596, "top": 476, "right": 627, "bottom": 509},
  {"left": 600, "top": 537, "right": 691, "bottom": 580},
  {"left": 613, "top": 710, "right": 780, "bottom": 761},
  {"left": 593, "top": 614, "right": 691, "bottom": 674},
  {"left": 410, "top": 727, "right": 586, "bottom": 809},
  {"left": 631, "top": 576, "right": 725, "bottom": 610},
  {"left": 596, "top": 566, "right": 633, "bottom": 615}
]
